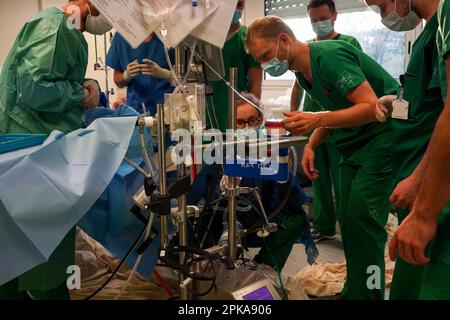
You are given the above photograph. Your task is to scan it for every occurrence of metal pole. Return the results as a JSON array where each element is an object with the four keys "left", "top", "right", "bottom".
[
  {"left": 104, "top": 34, "right": 110, "bottom": 104},
  {"left": 178, "top": 163, "right": 188, "bottom": 300},
  {"left": 174, "top": 43, "right": 189, "bottom": 299},
  {"left": 157, "top": 104, "right": 169, "bottom": 249},
  {"left": 227, "top": 68, "right": 238, "bottom": 260},
  {"left": 174, "top": 45, "right": 184, "bottom": 78}
]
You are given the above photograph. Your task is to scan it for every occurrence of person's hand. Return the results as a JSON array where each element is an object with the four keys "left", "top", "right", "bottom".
[
  {"left": 282, "top": 111, "right": 322, "bottom": 136},
  {"left": 140, "top": 59, "right": 172, "bottom": 81},
  {"left": 80, "top": 80, "right": 100, "bottom": 109},
  {"left": 389, "top": 211, "right": 437, "bottom": 265},
  {"left": 220, "top": 175, "right": 242, "bottom": 191},
  {"left": 375, "top": 95, "right": 396, "bottom": 122},
  {"left": 123, "top": 60, "right": 141, "bottom": 82},
  {"left": 389, "top": 175, "right": 420, "bottom": 210},
  {"left": 301, "top": 144, "right": 319, "bottom": 181}
]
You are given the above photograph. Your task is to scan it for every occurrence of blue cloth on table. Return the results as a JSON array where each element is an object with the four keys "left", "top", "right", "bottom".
[{"left": 0, "top": 117, "right": 136, "bottom": 286}]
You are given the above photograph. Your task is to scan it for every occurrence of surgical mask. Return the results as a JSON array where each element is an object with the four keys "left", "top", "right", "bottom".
[
  {"left": 232, "top": 10, "right": 243, "bottom": 25},
  {"left": 262, "top": 37, "right": 290, "bottom": 77},
  {"left": 311, "top": 20, "right": 334, "bottom": 37},
  {"left": 381, "top": 0, "right": 421, "bottom": 32},
  {"left": 85, "top": 6, "right": 113, "bottom": 35},
  {"left": 235, "top": 127, "right": 260, "bottom": 138}
]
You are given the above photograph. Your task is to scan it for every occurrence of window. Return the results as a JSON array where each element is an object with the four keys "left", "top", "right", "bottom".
[{"left": 264, "top": 4, "right": 406, "bottom": 81}]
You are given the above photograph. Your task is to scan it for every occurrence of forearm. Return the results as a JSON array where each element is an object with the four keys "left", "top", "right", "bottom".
[
  {"left": 318, "top": 103, "right": 376, "bottom": 128},
  {"left": 413, "top": 103, "right": 450, "bottom": 220},
  {"left": 19, "top": 75, "right": 84, "bottom": 113},
  {"left": 308, "top": 127, "right": 331, "bottom": 149}
]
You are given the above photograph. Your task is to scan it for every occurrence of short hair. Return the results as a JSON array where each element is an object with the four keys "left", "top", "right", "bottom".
[
  {"left": 307, "top": 0, "right": 336, "bottom": 13},
  {"left": 237, "top": 92, "right": 263, "bottom": 117},
  {"left": 246, "top": 16, "right": 296, "bottom": 49}
]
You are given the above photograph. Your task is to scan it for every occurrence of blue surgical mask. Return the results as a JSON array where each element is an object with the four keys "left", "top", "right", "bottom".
[
  {"left": 381, "top": 0, "right": 421, "bottom": 32},
  {"left": 232, "top": 10, "right": 243, "bottom": 25},
  {"left": 311, "top": 20, "right": 334, "bottom": 37},
  {"left": 235, "top": 127, "right": 261, "bottom": 139},
  {"left": 262, "top": 37, "right": 290, "bottom": 77}
]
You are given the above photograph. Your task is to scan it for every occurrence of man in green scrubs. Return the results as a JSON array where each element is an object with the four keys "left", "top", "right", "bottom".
[
  {"left": 0, "top": 0, "right": 111, "bottom": 300},
  {"left": 364, "top": 0, "right": 443, "bottom": 300},
  {"left": 246, "top": 16, "right": 398, "bottom": 300},
  {"left": 290, "top": 0, "right": 363, "bottom": 243},
  {"left": 380, "top": 0, "right": 450, "bottom": 299},
  {"left": 207, "top": 0, "right": 262, "bottom": 132}
]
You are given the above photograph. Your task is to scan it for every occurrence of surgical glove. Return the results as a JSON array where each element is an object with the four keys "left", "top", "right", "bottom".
[
  {"left": 375, "top": 95, "right": 397, "bottom": 122},
  {"left": 141, "top": 59, "right": 173, "bottom": 81},
  {"left": 81, "top": 80, "right": 100, "bottom": 109},
  {"left": 123, "top": 60, "right": 141, "bottom": 82}
]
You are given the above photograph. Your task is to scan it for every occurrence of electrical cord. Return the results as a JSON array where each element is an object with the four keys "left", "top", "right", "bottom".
[{"left": 83, "top": 222, "right": 148, "bottom": 300}]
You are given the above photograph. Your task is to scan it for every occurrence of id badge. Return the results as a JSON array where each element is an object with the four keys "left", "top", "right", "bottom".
[{"left": 392, "top": 99, "right": 409, "bottom": 120}]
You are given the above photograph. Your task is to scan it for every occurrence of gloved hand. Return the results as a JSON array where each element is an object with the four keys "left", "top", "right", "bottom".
[
  {"left": 375, "top": 95, "right": 397, "bottom": 122},
  {"left": 80, "top": 80, "right": 100, "bottom": 109},
  {"left": 141, "top": 59, "right": 173, "bottom": 81},
  {"left": 123, "top": 60, "right": 141, "bottom": 82}
]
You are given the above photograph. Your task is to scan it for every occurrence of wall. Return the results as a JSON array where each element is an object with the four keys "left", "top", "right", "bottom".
[
  {"left": 0, "top": 0, "right": 39, "bottom": 66},
  {"left": 0, "top": 0, "right": 120, "bottom": 103}
]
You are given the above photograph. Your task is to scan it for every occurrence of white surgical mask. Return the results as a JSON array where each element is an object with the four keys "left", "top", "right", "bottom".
[
  {"left": 381, "top": 0, "right": 421, "bottom": 32},
  {"left": 85, "top": 5, "right": 112, "bottom": 35}
]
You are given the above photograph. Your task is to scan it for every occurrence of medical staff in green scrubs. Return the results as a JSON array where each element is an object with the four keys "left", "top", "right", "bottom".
[
  {"left": 246, "top": 16, "right": 399, "bottom": 300},
  {"left": 207, "top": 0, "right": 262, "bottom": 132},
  {"left": 290, "top": 0, "right": 363, "bottom": 243},
  {"left": 364, "top": 0, "right": 443, "bottom": 300},
  {"left": 0, "top": 0, "right": 111, "bottom": 300},
  {"left": 416, "top": 0, "right": 450, "bottom": 299}
]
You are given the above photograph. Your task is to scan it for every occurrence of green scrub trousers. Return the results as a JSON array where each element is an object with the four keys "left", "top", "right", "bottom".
[
  {"left": 338, "top": 131, "right": 393, "bottom": 300},
  {"left": 311, "top": 142, "right": 341, "bottom": 236}
]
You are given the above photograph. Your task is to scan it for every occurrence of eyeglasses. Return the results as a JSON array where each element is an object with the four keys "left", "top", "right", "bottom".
[{"left": 236, "top": 118, "right": 261, "bottom": 129}]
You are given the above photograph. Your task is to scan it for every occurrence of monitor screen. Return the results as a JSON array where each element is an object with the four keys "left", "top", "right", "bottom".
[{"left": 242, "top": 286, "right": 275, "bottom": 301}]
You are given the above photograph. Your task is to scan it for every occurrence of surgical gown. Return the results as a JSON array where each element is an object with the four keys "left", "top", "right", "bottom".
[
  {"left": 0, "top": 7, "right": 87, "bottom": 135},
  {"left": 0, "top": 7, "right": 88, "bottom": 299}
]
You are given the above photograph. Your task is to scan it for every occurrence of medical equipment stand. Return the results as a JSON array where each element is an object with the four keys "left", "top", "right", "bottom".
[
  {"left": 226, "top": 68, "right": 239, "bottom": 261},
  {"left": 174, "top": 45, "right": 190, "bottom": 300},
  {"left": 157, "top": 103, "right": 169, "bottom": 250}
]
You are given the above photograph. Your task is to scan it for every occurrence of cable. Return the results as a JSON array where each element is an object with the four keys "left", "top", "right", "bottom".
[
  {"left": 113, "top": 212, "right": 156, "bottom": 300},
  {"left": 83, "top": 222, "right": 148, "bottom": 300},
  {"left": 193, "top": 51, "right": 268, "bottom": 120},
  {"left": 153, "top": 269, "right": 175, "bottom": 299}
]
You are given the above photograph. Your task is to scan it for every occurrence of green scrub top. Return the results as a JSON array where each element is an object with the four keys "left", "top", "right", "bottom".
[
  {"left": 0, "top": 7, "right": 88, "bottom": 135},
  {"left": 303, "top": 34, "right": 362, "bottom": 113},
  {"left": 295, "top": 40, "right": 398, "bottom": 157},
  {"left": 207, "top": 25, "right": 260, "bottom": 132},
  {"left": 437, "top": 0, "right": 450, "bottom": 100},
  {"left": 392, "top": 14, "right": 442, "bottom": 184}
]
